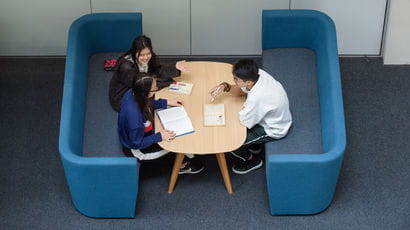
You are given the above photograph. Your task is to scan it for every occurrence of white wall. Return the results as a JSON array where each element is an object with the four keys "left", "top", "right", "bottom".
[
  {"left": 0, "top": 0, "right": 391, "bottom": 56},
  {"left": 383, "top": 0, "right": 410, "bottom": 64},
  {"left": 0, "top": 0, "right": 89, "bottom": 56},
  {"left": 190, "top": 0, "right": 288, "bottom": 55},
  {"left": 292, "top": 0, "right": 387, "bottom": 55},
  {"left": 91, "top": 0, "right": 191, "bottom": 55}
]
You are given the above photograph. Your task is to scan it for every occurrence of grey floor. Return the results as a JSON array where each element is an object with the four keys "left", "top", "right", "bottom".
[{"left": 0, "top": 56, "right": 409, "bottom": 230}]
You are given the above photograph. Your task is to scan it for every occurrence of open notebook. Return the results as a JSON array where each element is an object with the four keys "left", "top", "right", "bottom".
[{"left": 156, "top": 106, "right": 194, "bottom": 137}]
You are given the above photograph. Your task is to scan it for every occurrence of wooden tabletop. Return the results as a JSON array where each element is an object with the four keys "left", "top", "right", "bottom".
[{"left": 155, "top": 61, "right": 246, "bottom": 154}]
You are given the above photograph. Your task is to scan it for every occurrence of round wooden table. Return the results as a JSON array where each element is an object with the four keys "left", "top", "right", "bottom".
[{"left": 155, "top": 61, "right": 246, "bottom": 194}]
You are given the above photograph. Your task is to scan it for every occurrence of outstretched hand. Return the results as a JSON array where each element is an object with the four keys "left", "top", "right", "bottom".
[
  {"left": 176, "top": 60, "right": 191, "bottom": 72},
  {"left": 209, "top": 85, "right": 224, "bottom": 102}
]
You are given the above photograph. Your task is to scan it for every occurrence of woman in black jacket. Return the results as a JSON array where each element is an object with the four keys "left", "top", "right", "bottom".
[{"left": 109, "top": 35, "right": 189, "bottom": 111}]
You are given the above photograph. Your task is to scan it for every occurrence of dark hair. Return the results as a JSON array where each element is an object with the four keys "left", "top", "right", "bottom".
[
  {"left": 123, "top": 35, "right": 160, "bottom": 68},
  {"left": 232, "top": 59, "right": 260, "bottom": 82},
  {"left": 132, "top": 74, "right": 155, "bottom": 123}
]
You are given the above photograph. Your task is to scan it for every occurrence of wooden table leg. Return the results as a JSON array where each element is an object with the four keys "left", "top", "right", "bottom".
[
  {"left": 215, "top": 153, "right": 233, "bottom": 194},
  {"left": 168, "top": 153, "right": 185, "bottom": 193}
]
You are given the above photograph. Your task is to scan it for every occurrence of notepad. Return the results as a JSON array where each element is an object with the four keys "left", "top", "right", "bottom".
[
  {"left": 168, "top": 81, "right": 193, "bottom": 95},
  {"left": 204, "top": 104, "right": 225, "bottom": 126},
  {"left": 156, "top": 106, "right": 194, "bottom": 137}
]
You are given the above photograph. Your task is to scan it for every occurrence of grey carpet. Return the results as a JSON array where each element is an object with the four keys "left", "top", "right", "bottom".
[{"left": 0, "top": 56, "right": 409, "bottom": 229}]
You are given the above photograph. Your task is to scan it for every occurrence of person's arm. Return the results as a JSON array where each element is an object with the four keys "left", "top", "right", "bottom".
[
  {"left": 153, "top": 60, "right": 190, "bottom": 80},
  {"left": 109, "top": 61, "right": 138, "bottom": 112},
  {"left": 128, "top": 124, "right": 162, "bottom": 150},
  {"left": 152, "top": 98, "right": 183, "bottom": 109},
  {"left": 209, "top": 82, "right": 245, "bottom": 101},
  {"left": 149, "top": 58, "right": 180, "bottom": 79},
  {"left": 123, "top": 102, "right": 176, "bottom": 149},
  {"left": 229, "top": 84, "right": 246, "bottom": 96},
  {"left": 157, "top": 64, "right": 180, "bottom": 79},
  {"left": 117, "top": 61, "right": 138, "bottom": 88},
  {"left": 152, "top": 99, "right": 167, "bottom": 110},
  {"left": 239, "top": 98, "right": 270, "bottom": 129},
  {"left": 175, "top": 60, "right": 190, "bottom": 72}
]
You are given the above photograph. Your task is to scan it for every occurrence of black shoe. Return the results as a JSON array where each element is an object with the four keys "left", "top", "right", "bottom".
[
  {"left": 232, "top": 155, "right": 263, "bottom": 174},
  {"left": 179, "top": 159, "right": 204, "bottom": 174}
]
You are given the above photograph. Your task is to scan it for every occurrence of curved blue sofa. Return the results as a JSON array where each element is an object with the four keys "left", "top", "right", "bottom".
[
  {"left": 262, "top": 10, "right": 346, "bottom": 215},
  {"left": 59, "top": 13, "right": 142, "bottom": 218}
]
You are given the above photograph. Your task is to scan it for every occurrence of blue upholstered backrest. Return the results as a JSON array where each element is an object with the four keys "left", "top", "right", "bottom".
[
  {"left": 58, "top": 14, "right": 142, "bottom": 217},
  {"left": 262, "top": 10, "right": 345, "bottom": 155},
  {"left": 60, "top": 13, "right": 142, "bottom": 157}
]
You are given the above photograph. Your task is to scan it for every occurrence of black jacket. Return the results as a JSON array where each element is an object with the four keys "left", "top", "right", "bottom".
[{"left": 109, "top": 55, "right": 180, "bottom": 112}]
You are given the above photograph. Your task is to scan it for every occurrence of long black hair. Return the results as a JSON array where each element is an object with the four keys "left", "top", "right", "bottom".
[
  {"left": 132, "top": 74, "right": 156, "bottom": 123},
  {"left": 124, "top": 35, "right": 160, "bottom": 69}
]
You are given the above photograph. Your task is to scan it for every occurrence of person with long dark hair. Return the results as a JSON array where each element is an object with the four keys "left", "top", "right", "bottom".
[
  {"left": 118, "top": 73, "right": 203, "bottom": 174},
  {"left": 109, "top": 35, "right": 190, "bottom": 112}
]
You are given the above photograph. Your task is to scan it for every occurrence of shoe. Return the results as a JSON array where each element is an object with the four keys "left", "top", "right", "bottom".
[
  {"left": 232, "top": 155, "right": 263, "bottom": 175},
  {"left": 179, "top": 159, "right": 204, "bottom": 174}
]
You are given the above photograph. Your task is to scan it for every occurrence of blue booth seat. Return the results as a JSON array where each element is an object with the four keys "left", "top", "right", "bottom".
[
  {"left": 262, "top": 10, "right": 346, "bottom": 215},
  {"left": 59, "top": 13, "right": 142, "bottom": 218}
]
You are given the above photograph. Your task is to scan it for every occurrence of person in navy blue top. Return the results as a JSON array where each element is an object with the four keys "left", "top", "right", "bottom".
[{"left": 118, "top": 73, "right": 204, "bottom": 174}]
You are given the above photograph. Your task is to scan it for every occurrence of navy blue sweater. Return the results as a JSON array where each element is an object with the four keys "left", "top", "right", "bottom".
[{"left": 118, "top": 90, "right": 167, "bottom": 150}]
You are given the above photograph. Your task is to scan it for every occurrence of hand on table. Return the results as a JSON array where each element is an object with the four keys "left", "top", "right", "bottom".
[
  {"left": 176, "top": 60, "right": 191, "bottom": 72},
  {"left": 161, "top": 129, "right": 176, "bottom": 142},
  {"left": 167, "top": 99, "right": 183, "bottom": 107}
]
